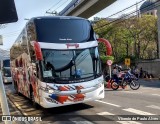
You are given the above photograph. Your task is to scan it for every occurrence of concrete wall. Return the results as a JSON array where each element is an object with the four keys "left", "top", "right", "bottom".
[{"left": 137, "top": 59, "right": 160, "bottom": 77}]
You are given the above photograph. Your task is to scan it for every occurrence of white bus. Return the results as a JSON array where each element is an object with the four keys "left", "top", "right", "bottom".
[
  {"left": 10, "top": 16, "right": 104, "bottom": 108},
  {"left": 0, "top": 59, "right": 13, "bottom": 83}
]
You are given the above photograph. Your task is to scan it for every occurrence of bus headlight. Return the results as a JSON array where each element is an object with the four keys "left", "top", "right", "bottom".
[
  {"left": 48, "top": 89, "right": 54, "bottom": 94},
  {"left": 43, "top": 85, "right": 60, "bottom": 94},
  {"left": 5, "top": 73, "right": 8, "bottom": 76},
  {"left": 96, "top": 83, "right": 103, "bottom": 88},
  {"left": 4, "top": 79, "right": 8, "bottom": 82}
]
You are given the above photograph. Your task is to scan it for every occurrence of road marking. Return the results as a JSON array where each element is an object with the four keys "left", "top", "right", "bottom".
[
  {"left": 14, "top": 102, "right": 28, "bottom": 116},
  {"left": 121, "top": 91, "right": 140, "bottom": 94},
  {"left": 95, "top": 100, "right": 121, "bottom": 107},
  {"left": 97, "top": 112, "right": 142, "bottom": 124},
  {"left": 146, "top": 105, "right": 160, "bottom": 110},
  {"left": 24, "top": 108, "right": 36, "bottom": 111},
  {"left": 123, "top": 108, "right": 156, "bottom": 115},
  {"left": 97, "top": 112, "right": 114, "bottom": 115},
  {"left": 117, "top": 121, "right": 142, "bottom": 124},
  {"left": 152, "top": 94, "right": 160, "bottom": 97},
  {"left": 69, "top": 117, "right": 94, "bottom": 124}
]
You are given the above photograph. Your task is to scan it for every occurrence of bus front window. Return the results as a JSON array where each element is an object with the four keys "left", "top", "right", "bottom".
[{"left": 41, "top": 47, "right": 101, "bottom": 83}]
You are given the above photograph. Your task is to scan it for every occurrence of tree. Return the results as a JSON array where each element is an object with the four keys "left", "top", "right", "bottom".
[{"left": 93, "top": 15, "right": 158, "bottom": 63}]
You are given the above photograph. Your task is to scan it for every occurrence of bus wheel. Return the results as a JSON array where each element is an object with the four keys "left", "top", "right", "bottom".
[
  {"left": 30, "top": 89, "right": 39, "bottom": 109},
  {"left": 14, "top": 82, "right": 18, "bottom": 94}
]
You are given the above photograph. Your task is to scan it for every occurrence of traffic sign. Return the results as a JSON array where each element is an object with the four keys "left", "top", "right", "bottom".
[
  {"left": 125, "top": 58, "right": 130, "bottom": 66},
  {"left": 107, "top": 60, "right": 113, "bottom": 66}
]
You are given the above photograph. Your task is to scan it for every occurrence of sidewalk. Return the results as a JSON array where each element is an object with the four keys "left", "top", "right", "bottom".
[{"left": 139, "top": 78, "right": 160, "bottom": 83}]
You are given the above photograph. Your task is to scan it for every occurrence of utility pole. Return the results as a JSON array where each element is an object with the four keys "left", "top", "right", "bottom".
[
  {"left": 136, "top": 2, "right": 139, "bottom": 18},
  {"left": 157, "top": 0, "right": 160, "bottom": 59}
]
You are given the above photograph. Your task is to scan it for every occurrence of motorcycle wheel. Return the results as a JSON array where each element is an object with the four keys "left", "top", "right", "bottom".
[
  {"left": 111, "top": 81, "right": 119, "bottom": 90},
  {"left": 130, "top": 80, "right": 140, "bottom": 90}
]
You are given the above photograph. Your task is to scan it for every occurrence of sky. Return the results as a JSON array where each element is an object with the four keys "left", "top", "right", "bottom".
[{"left": 0, "top": 0, "right": 144, "bottom": 50}]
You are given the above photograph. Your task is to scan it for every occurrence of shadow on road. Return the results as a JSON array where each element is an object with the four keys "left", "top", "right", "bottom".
[{"left": 139, "top": 79, "right": 160, "bottom": 88}]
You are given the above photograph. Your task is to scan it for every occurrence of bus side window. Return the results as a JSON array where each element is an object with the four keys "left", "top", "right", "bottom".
[{"left": 27, "top": 22, "right": 36, "bottom": 41}]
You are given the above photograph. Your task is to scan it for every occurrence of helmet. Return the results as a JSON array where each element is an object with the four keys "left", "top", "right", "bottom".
[
  {"left": 118, "top": 66, "right": 122, "bottom": 69},
  {"left": 114, "top": 64, "right": 118, "bottom": 68}
]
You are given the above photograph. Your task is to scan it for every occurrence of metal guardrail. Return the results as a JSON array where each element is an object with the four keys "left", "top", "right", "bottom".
[{"left": 0, "top": 71, "right": 12, "bottom": 124}]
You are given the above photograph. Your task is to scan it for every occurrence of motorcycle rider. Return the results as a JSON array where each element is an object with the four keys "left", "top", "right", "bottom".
[
  {"left": 112, "top": 65, "right": 125, "bottom": 83},
  {"left": 112, "top": 65, "right": 119, "bottom": 83}
]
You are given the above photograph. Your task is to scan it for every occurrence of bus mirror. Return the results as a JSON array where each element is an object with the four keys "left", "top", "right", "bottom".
[
  {"left": 33, "top": 42, "right": 43, "bottom": 61},
  {"left": 95, "top": 47, "right": 99, "bottom": 59}
]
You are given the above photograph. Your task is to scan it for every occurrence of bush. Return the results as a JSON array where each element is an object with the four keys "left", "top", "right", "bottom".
[{"left": 100, "top": 55, "right": 114, "bottom": 64}]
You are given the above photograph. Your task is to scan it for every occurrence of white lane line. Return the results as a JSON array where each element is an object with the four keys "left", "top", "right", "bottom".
[
  {"left": 97, "top": 112, "right": 114, "bottom": 115},
  {"left": 97, "top": 112, "right": 142, "bottom": 124},
  {"left": 117, "top": 121, "right": 142, "bottom": 124},
  {"left": 69, "top": 117, "right": 94, "bottom": 124},
  {"left": 121, "top": 91, "right": 140, "bottom": 94},
  {"left": 152, "top": 94, "right": 160, "bottom": 97},
  {"left": 146, "top": 105, "right": 160, "bottom": 110},
  {"left": 14, "top": 102, "right": 28, "bottom": 116},
  {"left": 95, "top": 100, "right": 121, "bottom": 107},
  {"left": 123, "top": 108, "right": 156, "bottom": 115}
]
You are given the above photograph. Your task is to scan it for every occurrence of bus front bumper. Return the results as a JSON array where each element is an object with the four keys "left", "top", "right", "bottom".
[
  {"left": 39, "top": 85, "right": 104, "bottom": 108},
  {"left": 3, "top": 77, "right": 13, "bottom": 83}
]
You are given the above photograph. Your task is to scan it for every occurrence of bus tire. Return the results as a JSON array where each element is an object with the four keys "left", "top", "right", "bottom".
[
  {"left": 30, "top": 86, "right": 39, "bottom": 109},
  {"left": 14, "top": 81, "right": 18, "bottom": 94}
]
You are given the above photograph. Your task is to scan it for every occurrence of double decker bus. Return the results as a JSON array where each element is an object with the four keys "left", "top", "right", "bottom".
[{"left": 10, "top": 16, "right": 104, "bottom": 108}]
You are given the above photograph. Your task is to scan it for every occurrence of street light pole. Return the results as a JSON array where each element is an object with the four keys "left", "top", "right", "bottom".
[{"left": 157, "top": 0, "right": 160, "bottom": 59}]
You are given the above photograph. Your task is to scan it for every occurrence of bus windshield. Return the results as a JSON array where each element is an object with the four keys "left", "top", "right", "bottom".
[
  {"left": 34, "top": 18, "right": 95, "bottom": 43},
  {"left": 3, "top": 59, "right": 10, "bottom": 67},
  {"left": 41, "top": 47, "right": 101, "bottom": 83}
]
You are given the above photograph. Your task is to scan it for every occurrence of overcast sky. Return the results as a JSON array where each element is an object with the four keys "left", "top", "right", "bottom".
[{"left": 0, "top": 0, "right": 143, "bottom": 50}]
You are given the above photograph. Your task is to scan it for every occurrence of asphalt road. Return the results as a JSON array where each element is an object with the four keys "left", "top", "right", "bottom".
[{"left": 0, "top": 79, "right": 160, "bottom": 124}]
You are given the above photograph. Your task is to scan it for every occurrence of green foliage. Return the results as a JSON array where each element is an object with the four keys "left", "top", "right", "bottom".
[
  {"left": 100, "top": 55, "right": 114, "bottom": 64},
  {"left": 94, "top": 15, "right": 158, "bottom": 63},
  {"left": 98, "top": 42, "right": 106, "bottom": 56},
  {"left": 98, "top": 41, "right": 114, "bottom": 64}
]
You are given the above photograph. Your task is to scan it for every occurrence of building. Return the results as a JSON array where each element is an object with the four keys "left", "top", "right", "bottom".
[{"left": 140, "top": 0, "right": 157, "bottom": 17}]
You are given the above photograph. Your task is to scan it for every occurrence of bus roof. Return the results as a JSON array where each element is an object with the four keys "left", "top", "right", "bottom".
[{"left": 28, "top": 16, "right": 88, "bottom": 22}]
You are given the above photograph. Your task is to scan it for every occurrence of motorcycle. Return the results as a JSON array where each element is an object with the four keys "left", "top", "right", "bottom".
[{"left": 110, "top": 70, "right": 140, "bottom": 90}]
